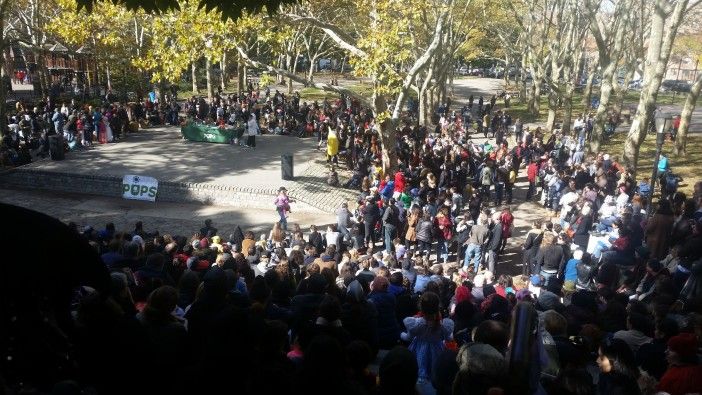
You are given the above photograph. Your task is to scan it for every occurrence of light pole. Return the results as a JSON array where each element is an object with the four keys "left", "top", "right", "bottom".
[{"left": 648, "top": 112, "right": 673, "bottom": 214}]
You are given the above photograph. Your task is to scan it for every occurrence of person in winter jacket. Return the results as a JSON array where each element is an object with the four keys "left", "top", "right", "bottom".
[{"left": 367, "top": 276, "right": 400, "bottom": 349}]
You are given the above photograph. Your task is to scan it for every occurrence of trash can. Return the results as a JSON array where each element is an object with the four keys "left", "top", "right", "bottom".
[
  {"left": 281, "top": 154, "right": 293, "bottom": 180},
  {"left": 48, "top": 135, "right": 65, "bottom": 160}
]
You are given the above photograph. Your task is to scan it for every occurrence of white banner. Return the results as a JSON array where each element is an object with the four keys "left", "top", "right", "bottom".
[{"left": 122, "top": 174, "right": 158, "bottom": 202}]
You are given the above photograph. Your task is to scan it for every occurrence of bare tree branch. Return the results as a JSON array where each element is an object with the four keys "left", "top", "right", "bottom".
[
  {"left": 282, "top": 13, "right": 367, "bottom": 58},
  {"left": 234, "top": 45, "right": 371, "bottom": 107}
]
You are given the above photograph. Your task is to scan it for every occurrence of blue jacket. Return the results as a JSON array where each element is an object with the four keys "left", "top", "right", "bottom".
[
  {"left": 381, "top": 181, "right": 395, "bottom": 199},
  {"left": 565, "top": 258, "right": 579, "bottom": 282}
]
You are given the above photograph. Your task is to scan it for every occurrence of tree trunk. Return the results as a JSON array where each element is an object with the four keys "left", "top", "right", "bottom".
[
  {"left": 674, "top": 72, "right": 702, "bottom": 155},
  {"left": 287, "top": 60, "right": 294, "bottom": 94},
  {"left": 205, "top": 58, "right": 213, "bottom": 99},
  {"left": 531, "top": 76, "right": 542, "bottom": 116},
  {"left": 613, "top": 64, "right": 635, "bottom": 117},
  {"left": 288, "top": 51, "right": 299, "bottom": 94},
  {"left": 374, "top": 94, "right": 397, "bottom": 173},
  {"left": 191, "top": 62, "right": 198, "bottom": 94},
  {"left": 0, "top": 17, "right": 8, "bottom": 137},
  {"left": 243, "top": 65, "right": 248, "bottom": 91},
  {"left": 581, "top": 71, "right": 595, "bottom": 117},
  {"left": 437, "top": 77, "right": 446, "bottom": 107},
  {"left": 237, "top": 57, "right": 244, "bottom": 95},
  {"left": 546, "top": 89, "right": 558, "bottom": 131},
  {"left": 503, "top": 55, "right": 510, "bottom": 87},
  {"left": 287, "top": 57, "right": 294, "bottom": 94},
  {"left": 526, "top": 81, "right": 535, "bottom": 111},
  {"left": 287, "top": 74, "right": 294, "bottom": 95},
  {"left": 623, "top": 0, "right": 686, "bottom": 169},
  {"left": 589, "top": 72, "right": 615, "bottom": 153},
  {"left": 519, "top": 55, "right": 528, "bottom": 104},
  {"left": 277, "top": 54, "right": 284, "bottom": 84},
  {"left": 307, "top": 56, "right": 317, "bottom": 83},
  {"left": 28, "top": 50, "right": 43, "bottom": 96},
  {"left": 157, "top": 79, "right": 166, "bottom": 104},
  {"left": 418, "top": 66, "right": 434, "bottom": 126},
  {"left": 419, "top": 88, "right": 427, "bottom": 125},
  {"left": 428, "top": 87, "right": 435, "bottom": 121},
  {"left": 562, "top": 85, "right": 575, "bottom": 135},
  {"left": 1, "top": 48, "right": 11, "bottom": 78},
  {"left": 106, "top": 64, "right": 112, "bottom": 91},
  {"left": 221, "top": 52, "right": 227, "bottom": 92}
]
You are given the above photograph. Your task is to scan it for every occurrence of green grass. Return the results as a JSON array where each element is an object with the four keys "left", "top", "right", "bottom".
[
  {"left": 297, "top": 83, "right": 375, "bottom": 102},
  {"left": 499, "top": 87, "right": 699, "bottom": 125},
  {"left": 600, "top": 134, "right": 702, "bottom": 196},
  {"left": 298, "top": 87, "right": 331, "bottom": 101},
  {"left": 623, "top": 90, "right": 698, "bottom": 106}
]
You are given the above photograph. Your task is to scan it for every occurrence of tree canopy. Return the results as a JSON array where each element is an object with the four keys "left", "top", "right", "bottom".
[{"left": 75, "top": 0, "right": 297, "bottom": 20}]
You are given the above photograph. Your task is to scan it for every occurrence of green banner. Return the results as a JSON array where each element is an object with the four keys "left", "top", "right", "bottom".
[{"left": 181, "top": 121, "right": 244, "bottom": 144}]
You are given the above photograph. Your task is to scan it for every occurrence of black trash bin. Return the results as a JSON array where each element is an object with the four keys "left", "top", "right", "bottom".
[
  {"left": 281, "top": 154, "right": 293, "bottom": 180},
  {"left": 48, "top": 135, "right": 65, "bottom": 161}
]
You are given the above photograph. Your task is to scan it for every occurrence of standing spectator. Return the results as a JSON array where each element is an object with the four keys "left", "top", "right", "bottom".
[
  {"left": 273, "top": 187, "right": 291, "bottom": 231},
  {"left": 401, "top": 292, "right": 454, "bottom": 382},
  {"left": 245, "top": 113, "right": 259, "bottom": 149},
  {"left": 405, "top": 206, "right": 420, "bottom": 250},
  {"left": 645, "top": 200, "right": 675, "bottom": 260},
  {"left": 336, "top": 202, "right": 352, "bottom": 242},
  {"left": 526, "top": 159, "right": 539, "bottom": 201},
  {"left": 499, "top": 206, "right": 514, "bottom": 252},
  {"left": 463, "top": 216, "right": 489, "bottom": 272},
  {"left": 484, "top": 212, "right": 503, "bottom": 274},
  {"left": 368, "top": 276, "right": 400, "bottom": 349},
  {"left": 52, "top": 107, "right": 63, "bottom": 135},
  {"left": 92, "top": 106, "right": 102, "bottom": 141},
  {"left": 434, "top": 207, "right": 453, "bottom": 264},
  {"left": 363, "top": 195, "right": 380, "bottom": 249},
  {"left": 535, "top": 233, "right": 565, "bottom": 282},
  {"left": 199, "top": 219, "right": 217, "bottom": 238},
  {"left": 416, "top": 212, "right": 434, "bottom": 257},
  {"left": 382, "top": 198, "right": 400, "bottom": 254}
]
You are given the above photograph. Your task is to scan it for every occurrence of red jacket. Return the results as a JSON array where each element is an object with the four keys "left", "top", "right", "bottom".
[
  {"left": 394, "top": 172, "right": 406, "bottom": 193},
  {"left": 434, "top": 215, "right": 453, "bottom": 240},
  {"left": 527, "top": 163, "right": 538, "bottom": 182},
  {"left": 501, "top": 212, "right": 514, "bottom": 238}
]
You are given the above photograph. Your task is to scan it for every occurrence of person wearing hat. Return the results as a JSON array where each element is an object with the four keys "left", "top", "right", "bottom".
[
  {"left": 657, "top": 332, "right": 702, "bottom": 395},
  {"left": 273, "top": 187, "right": 291, "bottom": 231}
]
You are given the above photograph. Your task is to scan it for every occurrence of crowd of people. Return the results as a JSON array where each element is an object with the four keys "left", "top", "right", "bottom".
[
  {"left": 2, "top": 82, "right": 702, "bottom": 395},
  {"left": 0, "top": 91, "right": 182, "bottom": 167}
]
